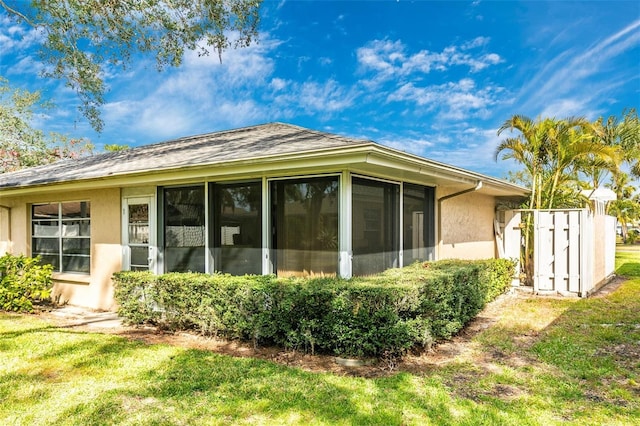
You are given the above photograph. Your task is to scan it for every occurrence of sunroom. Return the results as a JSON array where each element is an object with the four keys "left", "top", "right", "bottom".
[{"left": 122, "top": 174, "right": 436, "bottom": 279}]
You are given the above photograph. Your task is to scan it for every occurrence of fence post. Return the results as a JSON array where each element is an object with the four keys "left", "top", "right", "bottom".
[
  {"left": 580, "top": 209, "right": 594, "bottom": 297},
  {"left": 503, "top": 210, "right": 522, "bottom": 287}
]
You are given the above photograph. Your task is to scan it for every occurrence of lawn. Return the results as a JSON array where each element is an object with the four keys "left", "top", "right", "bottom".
[{"left": 1, "top": 250, "right": 639, "bottom": 425}]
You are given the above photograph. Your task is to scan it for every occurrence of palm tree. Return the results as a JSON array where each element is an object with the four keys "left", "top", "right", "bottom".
[
  {"left": 591, "top": 109, "right": 640, "bottom": 179},
  {"left": 495, "top": 115, "right": 552, "bottom": 285},
  {"left": 618, "top": 109, "right": 640, "bottom": 177},
  {"left": 542, "top": 117, "right": 617, "bottom": 208},
  {"left": 496, "top": 116, "right": 615, "bottom": 209},
  {"left": 495, "top": 115, "right": 549, "bottom": 210},
  {"left": 605, "top": 171, "right": 638, "bottom": 242}
]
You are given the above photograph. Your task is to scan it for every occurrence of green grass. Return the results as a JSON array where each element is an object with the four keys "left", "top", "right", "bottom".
[
  {"left": 1, "top": 249, "right": 639, "bottom": 425},
  {"left": 616, "top": 244, "right": 640, "bottom": 277}
]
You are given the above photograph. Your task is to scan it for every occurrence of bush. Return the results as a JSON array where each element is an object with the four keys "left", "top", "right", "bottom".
[
  {"left": 113, "top": 258, "right": 515, "bottom": 359},
  {"left": 0, "top": 254, "right": 53, "bottom": 312}
]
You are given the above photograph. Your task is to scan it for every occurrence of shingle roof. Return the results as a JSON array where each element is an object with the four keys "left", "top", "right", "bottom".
[{"left": 0, "top": 122, "right": 371, "bottom": 189}]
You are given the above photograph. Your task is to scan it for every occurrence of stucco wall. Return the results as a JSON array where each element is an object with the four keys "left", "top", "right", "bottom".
[
  {"left": 1, "top": 188, "right": 121, "bottom": 310},
  {"left": 0, "top": 207, "right": 11, "bottom": 255},
  {"left": 437, "top": 189, "right": 496, "bottom": 260}
]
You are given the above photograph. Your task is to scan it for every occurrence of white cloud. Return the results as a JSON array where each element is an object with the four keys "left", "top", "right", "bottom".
[
  {"left": 461, "top": 36, "right": 490, "bottom": 50},
  {"left": 356, "top": 39, "right": 404, "bottom": 75},
  {"left": 97, "top": 31, "right": 361, "bottom": 139},
  {"left": 387, "top": 78, "right": 502, "bottom": 120},
  {"left": 378, "top": 136, "right": 435, "bottom": 155},
  {"left": 5, "top": 55, "right": 43, "bottom": 76},
  {"left": 356, "top": 37, "right": 503, "bottom": 79},
  {"left": 271, "top": 79, "right": 358, "bottom": 118},
  {"left": 0, "top": 14, "right": 43, "bottom": 54},
  {"left": 270, "top": 78, "right": 287, "bottom": 91},
  {"left": 373, "top": 125, "right": 514, "bottom": 177}
]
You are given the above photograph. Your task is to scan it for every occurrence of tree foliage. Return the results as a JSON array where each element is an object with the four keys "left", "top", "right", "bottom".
[
  {"left": 605, "top": 171, "right": 640, "bottom": 242},
  {"left": 104, "top": 144, "right": 130, "bottom": 152},
  {"left": 495, "top": 115, "right": 616, "bottom": 210},
  {"left": 592, "top": 108, "right": 640, "bottom": 178},
  {"left": 0, "top": 0, "right": 262, "bottom": 132},
  {"left": 0, "top": 77, "right": 93, "bottom": 173}
]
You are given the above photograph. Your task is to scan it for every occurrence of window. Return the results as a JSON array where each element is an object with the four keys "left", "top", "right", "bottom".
[
  {"left": 271, "top": 176, "right": 339, "bottom": 277},
  {"left": 32, "top": 202, "right": 91, "bottom": 273},
  {"left": 403, "top": 184, "right": 436, "bottom": 265},
  {"left": 211, "top": 182, "right": 262, "bottom": 275},
  {"left": 163, "top": 186, "right": 205, "bottom": 273},
  {"left": 352, "top": 177, "right": 399, "bottom": 275}
]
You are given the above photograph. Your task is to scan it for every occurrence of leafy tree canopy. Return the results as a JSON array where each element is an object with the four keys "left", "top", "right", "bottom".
[
  {"left": 495, "top": 115, "right": 617, "bottom": 210},
  {"left": 592, "top": 108, "right": 640, "bottom": 178},
  {"left": 496, "top": 110, "right": 639, "bottom": 211},
  {"left": 0, "top": 77, "right": 93, "bottom": 173},
  {"left": 0, "top": 0, "right": 262, "bottom": 132}
]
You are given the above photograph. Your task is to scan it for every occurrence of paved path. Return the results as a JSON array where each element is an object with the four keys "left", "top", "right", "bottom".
[{"left": 47, "top": 305, "right": 123, "bottom": 329}]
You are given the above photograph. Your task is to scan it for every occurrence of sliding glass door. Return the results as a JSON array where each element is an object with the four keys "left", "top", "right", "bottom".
[
  {"left": 352, "top": 177, "right": 399, "bottom": 275},
  {"left": 211, "top": 182, "right": 262, "bottom": 275},
  {"left": 271, "top": 176, "right": 339, "bottom": 277},
  {"left": 403, "top": 183, "right": 436, "bottom": 265},
  {"left": 163, "top": 186, "right": 205, "bottom": 273}
]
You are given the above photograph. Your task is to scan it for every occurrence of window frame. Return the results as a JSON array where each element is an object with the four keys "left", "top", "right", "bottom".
[{"left": 31, "top": 201, "right": 91, "bottom": 274}]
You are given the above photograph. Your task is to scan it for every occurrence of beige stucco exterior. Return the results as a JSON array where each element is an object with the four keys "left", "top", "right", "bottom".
[
  {"left": 437, "top": 188, "right": 498, "bottom": 260},
  {"left": 0, "top": 188, "right": 121, "bottom": 310}
]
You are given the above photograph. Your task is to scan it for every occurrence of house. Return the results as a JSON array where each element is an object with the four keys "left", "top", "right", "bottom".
[{"left": 0, "top": 123, "right": 528, "bottom": 310}]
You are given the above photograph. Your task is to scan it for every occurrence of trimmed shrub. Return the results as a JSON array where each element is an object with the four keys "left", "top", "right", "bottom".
[
  {"left": 0, "top": 254, "right": 53, "bottom": 312},
  {"left": 112, "top": 270, "right": 159, "bottom": 324},
  {"left": 113, "top": 258, "right": 515, "bottom": 359}
]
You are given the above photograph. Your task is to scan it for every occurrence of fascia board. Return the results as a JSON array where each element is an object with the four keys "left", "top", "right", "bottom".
[{"left": 364, "top": 147, "right": 530, "bottom": 195}]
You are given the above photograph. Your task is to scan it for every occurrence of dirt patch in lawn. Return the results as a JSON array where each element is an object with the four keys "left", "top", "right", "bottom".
[{"left": 38, "top": 277, "right": 627, "bottom": 378}]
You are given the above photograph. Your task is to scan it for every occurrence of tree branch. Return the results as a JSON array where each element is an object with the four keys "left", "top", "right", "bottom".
[{"left": 0, "top": 0, "right": 37, "bottom": 27}]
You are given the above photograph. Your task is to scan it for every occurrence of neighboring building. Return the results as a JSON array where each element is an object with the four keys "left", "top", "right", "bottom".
[{"left": 0, "top": 123, "right": 528, "bottom": 310}]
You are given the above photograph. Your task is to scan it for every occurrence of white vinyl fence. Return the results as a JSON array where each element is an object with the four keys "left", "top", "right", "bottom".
[{"left": 502, "top": 209, "right": 616, "bottom": 297}]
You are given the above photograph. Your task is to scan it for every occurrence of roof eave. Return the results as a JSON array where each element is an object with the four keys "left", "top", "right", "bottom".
[{"left": 0, "top": 142, "right": 529, "bottom": 198}]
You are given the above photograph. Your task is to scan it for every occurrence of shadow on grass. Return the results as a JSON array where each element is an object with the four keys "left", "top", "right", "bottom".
[
  {"left": 0, "top": 322, "right": 526, "bottom": 425},
  {"left": 47, "top": 348, "right": 470, "bottom": 425}
]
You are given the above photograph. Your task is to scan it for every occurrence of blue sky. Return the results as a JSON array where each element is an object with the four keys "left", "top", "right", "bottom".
[{"left": 1, "top": 1, "right": 639, "bottom": 179}]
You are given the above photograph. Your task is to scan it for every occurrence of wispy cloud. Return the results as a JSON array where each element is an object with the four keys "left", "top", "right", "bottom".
[
  {"left": 517, "top": 19, "right": 640, "bottom": 119},
  {"left": 380, "top": 126, "right": 514, "bottom": 177}
]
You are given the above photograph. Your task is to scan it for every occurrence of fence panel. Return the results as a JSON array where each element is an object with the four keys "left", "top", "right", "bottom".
[{"left": 503, "top": 209, "right": 614, "bottom": 297}]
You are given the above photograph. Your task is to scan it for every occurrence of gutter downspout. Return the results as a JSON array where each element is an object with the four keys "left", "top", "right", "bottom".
[{"left": 436, "top": 181, "right": 483, "bottom": 258}]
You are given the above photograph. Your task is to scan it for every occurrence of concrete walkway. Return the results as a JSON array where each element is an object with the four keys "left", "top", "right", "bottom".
[{"left": 48, "top": 306, "right": 123, "bottom": 329}]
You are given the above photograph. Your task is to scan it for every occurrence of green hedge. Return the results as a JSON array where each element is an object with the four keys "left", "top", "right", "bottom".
[
  {"left": 0, "top": 254, "right": 53, "bottom": 312},
  {"left": 113, "top": 259, "right": 515, "bottom": 358}
]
